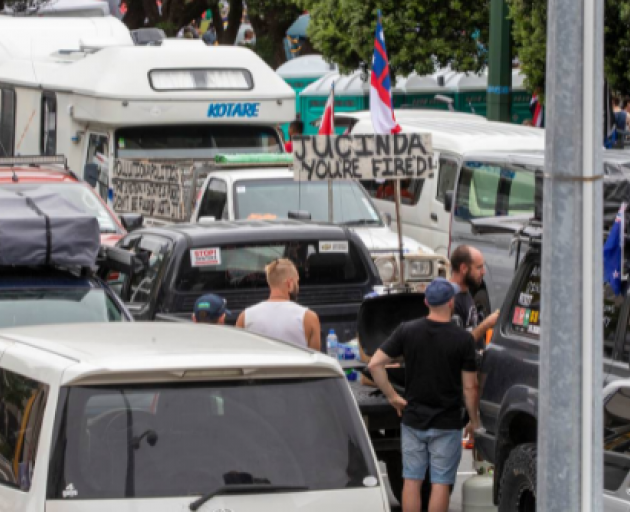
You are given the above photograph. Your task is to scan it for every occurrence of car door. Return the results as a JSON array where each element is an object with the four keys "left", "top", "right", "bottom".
[{"left": 603, "top": 381, "right": 630, "bottom": 511}]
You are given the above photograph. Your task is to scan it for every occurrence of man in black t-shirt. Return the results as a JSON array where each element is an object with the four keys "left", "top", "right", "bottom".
[
  {"left": 368, "top": 277, "right": 479, "bottom": 512},
  {"left": 450, "top": 245, "right": 499, "bottom": 349}
]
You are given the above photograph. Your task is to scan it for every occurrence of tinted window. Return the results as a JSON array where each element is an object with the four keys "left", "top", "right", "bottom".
[
  {"left": 454, "top": 162, "right": 536, "bottom": 220},
  {"left": 234, "top": 180, "right": 382, "bottom": 226},
  {"left": 199, "top": 179, "right": 228, "bottom": 220},
  {"left": 361, "top": 179, "right": 424, "bottom": 206},
  {"left": 0, "top": 88, "right": 16, "bottom": 157},
  {"left": 0, "top": 369, "right": 48, "bottom": 491},
  {"left": 116, "top": 125, "right": 282, "bottom": 158},
  {"left": 177, "top": 240, "right": 368, "bottom": 292},
  {"left": 41, "top": 92, "right": 57, "bottom": 156},
  {"left": 48, "top": 379, "right": 379, "bottom": 499},
  {"left": 604, "top": 386, "right": 630, "bottom": 492},
  {"left": 0, "top": 288, "right": 125, "bottom": 328}
]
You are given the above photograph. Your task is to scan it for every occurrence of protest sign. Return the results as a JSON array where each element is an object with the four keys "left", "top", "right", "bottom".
[{"left": 292, "top": 133, "right": 433, "bottom": 181}]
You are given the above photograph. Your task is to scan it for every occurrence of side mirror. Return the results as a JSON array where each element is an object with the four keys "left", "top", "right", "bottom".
[
  {"left": 382, "top": 212, "right": 392, "bottom": 227},
  {"left": 444, "top": 190, "right": 454, "bottom": 213},
  {"left": 119, "top": 213, "right": 144, "bottom": 232},
  {"left": 84, "top": 163, "right": 99, "bottom": 188}
]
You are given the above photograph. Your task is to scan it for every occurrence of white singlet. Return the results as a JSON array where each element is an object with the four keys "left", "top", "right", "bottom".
[{"left": 244, "top": 301, "right": 308, "bottom": 348}]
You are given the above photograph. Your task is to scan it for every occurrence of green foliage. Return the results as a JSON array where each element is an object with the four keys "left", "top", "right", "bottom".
[
  {"left": 508, "top": 0, "right": 630, "bottom": 95},
  {"left": 156, "top": 21, "right": 178, "bottom": 37},
  {"left": 299, "top": 0, "right": 490, "bottom": 78}
]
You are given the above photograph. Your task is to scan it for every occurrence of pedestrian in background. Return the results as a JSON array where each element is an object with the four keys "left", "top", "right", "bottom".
[
  {"left": 368, "top": 277, "right": 479, "bottom": 512},
  {"left": 236, "top": 258, "right": 321, "bottom": 350},
  {"left": 202, "top": 25, "right": 218, "bottom": 46},
  {"left": 192, "top": 294, "right": 229, "bottom": 325},
  {"left": 449, "top": 245, "right": 499, "bottom": 349}
]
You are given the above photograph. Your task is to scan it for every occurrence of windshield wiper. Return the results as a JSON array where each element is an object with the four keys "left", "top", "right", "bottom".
[
  {"left": 339, "top": 219, "right": 380, "bottom": 226},
  {"left": 189, "top": 484, "right": 309, "bottom": 511}
]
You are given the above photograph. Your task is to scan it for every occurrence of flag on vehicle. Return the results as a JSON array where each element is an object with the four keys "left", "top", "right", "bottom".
[
  {"left": 318, "top": 82, "right": 335, "bottom": 136},
  {"left": 604, "top": 203, "right": 627, "bottom": 295},
  {"left": 530, "top": 94, "right": 544, "bottom": 128},
  {"left": 370, "top": 11, "right": 401, "bottom": 135}
]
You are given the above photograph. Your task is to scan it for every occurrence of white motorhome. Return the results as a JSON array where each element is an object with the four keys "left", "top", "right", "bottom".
[{"left": 0, "top": 17, "right": 295, "bottom": 205}]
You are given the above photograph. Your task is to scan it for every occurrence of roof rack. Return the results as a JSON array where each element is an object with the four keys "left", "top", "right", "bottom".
[
  {"left": 211, "top": 153, "right": 293, "bottom": 168},
  {"left": 0, "top": 155, "right": 67, "bottom": 168}
]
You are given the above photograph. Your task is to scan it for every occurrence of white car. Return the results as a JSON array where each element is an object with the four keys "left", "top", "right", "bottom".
[
  {"left": 190, "top": 165, "right": 449, "bottom": 290},
  {"left": 0, "top": 323, "right": 389, "bottom": 512}
]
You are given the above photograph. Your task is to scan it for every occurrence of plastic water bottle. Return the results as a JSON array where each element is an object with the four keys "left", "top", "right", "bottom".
[
  {"left": 326, "top": 329, "right": 339, "bottom": 359},
  {"left": 347, "top": 339, "right": 360, "bottom": 361}
]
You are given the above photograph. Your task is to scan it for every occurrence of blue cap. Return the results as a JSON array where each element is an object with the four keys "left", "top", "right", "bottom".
[
  {"left": 425, "top": 278, "right": 460, "bottom": 306},
  {"left": 194, "top": 294, "right": 230, "bottom": 322}
]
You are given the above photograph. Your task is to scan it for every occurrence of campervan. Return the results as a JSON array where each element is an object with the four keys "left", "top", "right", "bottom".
[{"left": 0, "top": 17, "right": 295, "bottom": 207}]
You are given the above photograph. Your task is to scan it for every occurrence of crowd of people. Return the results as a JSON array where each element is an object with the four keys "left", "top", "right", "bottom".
[{"left": 193, "top": 244, "right": 496, "bottom": 512}]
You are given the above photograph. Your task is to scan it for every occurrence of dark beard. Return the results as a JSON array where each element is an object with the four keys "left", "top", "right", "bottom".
[{"left": 464, "top": 271, "right": 479, "bottom": 290}]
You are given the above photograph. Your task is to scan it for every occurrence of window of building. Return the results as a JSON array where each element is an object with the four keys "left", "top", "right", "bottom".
[
  {"left": 41, "top": 93, "right": 57, "bottom": 156},
  {"left": 0, "top": 88, "right": 16, "bottom": 157},
  {"left": 0, "top": 369, "right": 48, "bottom": 491}
]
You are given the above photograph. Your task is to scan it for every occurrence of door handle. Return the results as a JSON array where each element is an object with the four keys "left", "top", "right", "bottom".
[{"left": 431, "top": 213, "right": 438, "bottom": 221}]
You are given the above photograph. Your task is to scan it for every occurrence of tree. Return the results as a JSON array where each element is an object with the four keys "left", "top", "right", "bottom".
[
  {"left": 508, "top": 0, "right": 630, "bottom": 94},
  {"left": 299, "top": 0, "right": 489, "bottom": 77}
]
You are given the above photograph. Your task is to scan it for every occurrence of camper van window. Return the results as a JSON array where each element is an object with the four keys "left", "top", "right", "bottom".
[
  {"left": 0, "top": 89, "right": 16, "bottom": 157},
  {"left": 0, "top": 369, "right": 48, "bottom": 492},
  {"left": 199, "top": 179, "right": 228, "bottom": 220},
  {"left": 85, "top": 134, "right": 110, "bottom": 198},
  {"left": 40, "top": 93, "right": 57, "bottom": 156},
  {"left": 115, "top": 125, "right": 282, "bottom": 158},
  {"left": 360, "top": 179, "right": 424, "bottom": 206},
  {"left": 436, "top": 158, "right": 458, "bottom": 203}
]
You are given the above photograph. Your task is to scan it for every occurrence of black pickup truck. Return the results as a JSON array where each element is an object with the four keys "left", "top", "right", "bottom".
[
  {"left": 476, "top": 226, "right": 630, "bottom": 512},
  {"left": 99, "top": 219, "right": 381, "bottom": 343}
]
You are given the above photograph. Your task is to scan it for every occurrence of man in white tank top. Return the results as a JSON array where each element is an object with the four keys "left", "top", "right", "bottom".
[{"left": 236, "top": 258, "right": 321, "bottom": 350}]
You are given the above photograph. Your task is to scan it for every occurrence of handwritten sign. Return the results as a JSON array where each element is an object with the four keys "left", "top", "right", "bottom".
[
  {"left": 112, "top": 159, "right": 195, "bottom": 222},
  {"left": 292, "top": 133, "right": 433, "bottom": 182}
]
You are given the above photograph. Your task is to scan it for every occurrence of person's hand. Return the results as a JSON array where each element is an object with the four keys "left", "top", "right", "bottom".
[
  {"left": 389, "top": 395, "right": 407, "bottom": 417},
  {"left": 465, "top": 420, "right": 481, "bottom": 440},
  {"left": 486, "top": 310, "right": 500, "bottom": 328}
]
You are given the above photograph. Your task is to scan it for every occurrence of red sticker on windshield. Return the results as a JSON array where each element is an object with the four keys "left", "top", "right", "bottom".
[{"left": 190, "top": 248, "right": 221, "bottom": 267}]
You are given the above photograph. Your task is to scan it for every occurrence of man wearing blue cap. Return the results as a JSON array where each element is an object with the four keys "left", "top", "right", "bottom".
[
  {"left": 192, "top": 294, "right": 230, "bottom": 325},
  {"left": 368, "top": 277, "right": 479, "bottom": 512}
]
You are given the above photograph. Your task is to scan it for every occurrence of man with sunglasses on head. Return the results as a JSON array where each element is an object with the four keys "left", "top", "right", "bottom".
[{"left": 236, "top": 258, "right": 321, "bottom": 351}]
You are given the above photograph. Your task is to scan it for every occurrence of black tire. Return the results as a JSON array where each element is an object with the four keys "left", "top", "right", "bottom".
[
  {"left": 498, "top": 443, "right": 537, "bottom": 512},
  {"left": 474, "top": 288, "right": 492, "bottom": 318}
]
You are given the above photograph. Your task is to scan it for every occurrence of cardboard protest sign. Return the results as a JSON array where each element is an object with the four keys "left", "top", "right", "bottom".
[{"left": 292, "top": 133, "right": 433, "bottom": 181}]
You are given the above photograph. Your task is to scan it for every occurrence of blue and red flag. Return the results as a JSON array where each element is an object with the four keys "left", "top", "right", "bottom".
[
  {"left": 370, "top": 11, "right": 401, "bottom": 135},
  {"left": 604, "top": 203, "right": 627, "bottom": 295}
]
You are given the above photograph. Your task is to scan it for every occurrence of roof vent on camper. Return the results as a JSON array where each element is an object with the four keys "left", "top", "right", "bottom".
[{"left": 131, "top": 28, "right": 166, "bottom": 46}]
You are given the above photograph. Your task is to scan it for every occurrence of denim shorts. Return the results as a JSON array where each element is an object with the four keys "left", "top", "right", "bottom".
[{"left": 401, "top": 424, "right": 462, "bottom": 485}]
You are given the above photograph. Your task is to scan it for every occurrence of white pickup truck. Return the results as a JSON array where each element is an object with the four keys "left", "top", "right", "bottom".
[
  {"left": 0, "top": 322, "right": 389, "bottom": 512},
  {"left": 189, "top": 155, "right": 449, "bottom": 290}
]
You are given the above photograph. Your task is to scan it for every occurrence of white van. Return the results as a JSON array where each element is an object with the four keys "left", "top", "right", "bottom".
[
  {"left": 0, "top": 322, "right": 389, "bottom": 512},
  {"left": 338, "top": 111, "right": 545, "bottom": 311}
]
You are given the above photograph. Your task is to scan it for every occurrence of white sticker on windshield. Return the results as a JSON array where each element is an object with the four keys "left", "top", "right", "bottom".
[
  {"left": 62, "top": 483, "right": 78, "bottom": 498},
  {"left": 190, "top": 248, "right": 221, "bottom": 267},
  {"left": 362, "top": 198, "right": 380, "bottom": 221},
  {"left": 319, "top": 241, "right": 349, "bottom": 253},
  {"left": 236, "top": 186, "right": 246, "bottom": 194},
  {"left": 363, "top": 476, "right": 378, "bottom": 487}
]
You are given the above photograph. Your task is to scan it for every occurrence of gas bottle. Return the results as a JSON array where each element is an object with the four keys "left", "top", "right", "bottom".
[{"left": 462, "top": 461, "right": 497, "bottom": 512}]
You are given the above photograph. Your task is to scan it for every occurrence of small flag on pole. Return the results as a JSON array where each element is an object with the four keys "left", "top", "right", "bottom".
[
  {"left": 604, "top": 203, "right": 627, "bottom": 295},
  {"left": 530, "top": 94, "right": 544, "bottom": 128},
  {"left": 318, "top": 83, "right": 335, "bottom": 136},
  {"left": 370, "top": 11, "right": 401, "bottom": 135}
]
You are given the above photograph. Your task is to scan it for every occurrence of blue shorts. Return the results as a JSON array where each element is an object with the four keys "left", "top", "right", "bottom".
[{"left": 401, "top": 424, "right": 462, "bottom": 485}]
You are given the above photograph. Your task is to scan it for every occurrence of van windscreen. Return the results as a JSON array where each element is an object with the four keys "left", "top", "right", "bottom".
[
  {"left": 47, "top": 378, "right": 379, "bottom": 499},
  {"left": 115, "top": 125, "right": 282, "bottom": 158}
]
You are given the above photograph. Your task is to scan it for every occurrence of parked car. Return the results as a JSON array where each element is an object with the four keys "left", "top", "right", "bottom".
[
  {"left": 0, "top": 155, "right": 143, "bottom": 246},
  {"left": 189, "top": 157, "right": 448, "bottom": 291},
  {"left": 99, "top": 220, "right": 381, "bottom": 343},
  {"left": 0, "top": 322, "right": 389, "bottom": 511},
  {"left": 476, "top": 224, "right": 630, "bottom": 511}
]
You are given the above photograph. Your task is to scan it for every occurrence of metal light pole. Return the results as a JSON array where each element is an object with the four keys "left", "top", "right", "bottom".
[
  {"left": 539, "top": 0, "right": 604, "bottom": 511},
  {"left": 486, "top": 0, "right": 512, "bottom": 122}
]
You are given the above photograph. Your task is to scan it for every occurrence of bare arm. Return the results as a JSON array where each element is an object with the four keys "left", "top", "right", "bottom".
[
  {"left": 462, "top": 370, "right": 480, "bottom": 436},
  {"left": 304, "top": 310, "right": 321, "bottom": 351},
  {"left": 235, "top": 311, "right": 245, "bottom": 328},
  {"left": 368, "top": 349, "right": 407, "bottom": 416},
  {"left": 471, "top": 310, "right": 499, "bottom": 342}
]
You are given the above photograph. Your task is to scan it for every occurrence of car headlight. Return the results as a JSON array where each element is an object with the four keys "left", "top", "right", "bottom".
[
  {"left": 375, "top": 257, "right": 397, "bottom": 283},
  {"left": 406, "top": 260, "right": 433, "bottom": 279}
]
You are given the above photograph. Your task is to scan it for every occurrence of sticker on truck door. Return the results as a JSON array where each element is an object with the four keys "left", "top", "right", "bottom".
[
  {"left": 190, "top": 248, "right": 222, "bottom": 267},
  {"left": 319, "top": 241, "right": 349, "bottom": 253}
]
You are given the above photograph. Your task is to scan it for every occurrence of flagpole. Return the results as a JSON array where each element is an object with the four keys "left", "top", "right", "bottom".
[
  {"left": 394, "top": 179, "right": 405, "bottom": 287},
  {"left": 328, "top": 83, "right": 335, "bottom": 223}
]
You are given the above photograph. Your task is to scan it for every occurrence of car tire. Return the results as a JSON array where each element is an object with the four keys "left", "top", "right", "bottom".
[
  {"left": 474, "top": 288, "right": 491, "bottom": 318},
  {"left": 498, "top": 443, "right": 537, "bottom": 512}
]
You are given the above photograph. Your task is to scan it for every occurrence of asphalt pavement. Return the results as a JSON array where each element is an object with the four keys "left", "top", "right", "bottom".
[{"left": 388, "top": 449, "right": 478, "bottom": 511}]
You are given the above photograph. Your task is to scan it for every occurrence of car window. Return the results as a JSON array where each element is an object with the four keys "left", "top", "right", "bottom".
[
  {"left": 360, "top": 179, "right": 424, "bottom": 206},
  {"left": 436, "top": 158, "right": 458, "bottom": 203},
  {"left": 199, "top": 179, "right": 228, "bottom": 220},
  {"left": 0, "top": 369, "right": 48, "bottom": 492},
  {"left": 454, "top": 162, "right": 536, "bottom": 220},
  {"left": 604, "top": 386, "right": 630, "bottom": 492},
  {"left": 177, "top": 240, "right": 368, "bottom": 293},
  {"left": 48, "top": 379, "right": 378, "bottom": 500}
]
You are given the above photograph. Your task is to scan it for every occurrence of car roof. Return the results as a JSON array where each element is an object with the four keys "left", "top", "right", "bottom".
[
  {"left": 0, "top": 322, "right": 342, "bottom": 385},
  {"left": 348, "top": 111, "right": 545, "bottom": 155},
  {"left": 140, "top": 219, "right": 355, "bottom": 244}
]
